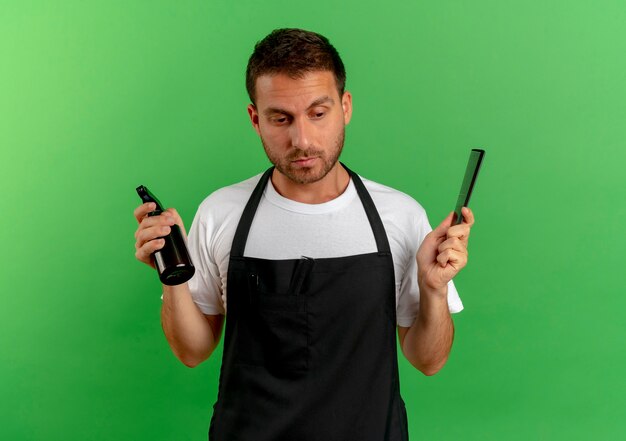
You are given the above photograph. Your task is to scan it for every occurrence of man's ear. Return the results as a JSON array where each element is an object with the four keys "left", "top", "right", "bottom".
[
  {"left": 247, "top": 104, "right": 261, "bottom": 135},
  {"left": 341, "top": 91, "right": 353, "bottom": 125}
]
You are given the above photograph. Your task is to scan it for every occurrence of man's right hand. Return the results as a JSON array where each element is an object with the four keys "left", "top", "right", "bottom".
[{"left": 133, "top": 202, "right": 185, "bottom": 269}]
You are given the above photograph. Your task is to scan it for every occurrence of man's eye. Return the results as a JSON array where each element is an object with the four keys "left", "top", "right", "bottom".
[
  {"left": 312, "top": 111, "right": 325, "bottom": 119},
  {"left": 272, "top": 116, "right": 288, "bottom": 124}
]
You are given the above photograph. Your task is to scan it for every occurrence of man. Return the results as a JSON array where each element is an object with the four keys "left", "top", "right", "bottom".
[{"left": 134, "top": 28, "right": 474, "bottom": 441}]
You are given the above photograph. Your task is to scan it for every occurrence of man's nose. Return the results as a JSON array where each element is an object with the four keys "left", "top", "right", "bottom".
[{"left": 289, "top": 118, "right": 312, "bottom": 150}]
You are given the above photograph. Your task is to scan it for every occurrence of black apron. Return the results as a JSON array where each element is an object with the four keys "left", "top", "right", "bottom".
[{"left": 208, "top": 164, "right": 409, "bottom": 441}]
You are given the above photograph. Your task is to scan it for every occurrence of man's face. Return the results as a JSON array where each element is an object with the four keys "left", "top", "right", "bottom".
[{"left": 247, "top": 71, "right": 352, "bottom": 185}]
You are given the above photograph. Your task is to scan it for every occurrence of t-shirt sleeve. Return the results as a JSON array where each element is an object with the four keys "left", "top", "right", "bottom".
[
  {"left": 395, "top": 209, "right": 464, "bottom": 328},
  {"left": 185, "top": 206, "right": 226, "bottom": 316}
]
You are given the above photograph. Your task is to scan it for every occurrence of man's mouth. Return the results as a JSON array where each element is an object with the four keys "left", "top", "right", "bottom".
[{"left": 291, "top": 157, "right": 318, "bottom": 167}]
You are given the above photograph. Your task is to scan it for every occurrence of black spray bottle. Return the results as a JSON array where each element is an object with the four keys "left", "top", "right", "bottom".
[{"left": 136, "top": 185, "right": 195, "bottom": 285}]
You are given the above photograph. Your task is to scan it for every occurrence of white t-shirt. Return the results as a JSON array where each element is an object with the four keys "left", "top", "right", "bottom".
[{"left": 186, "top": 172, "right": 463, "bottom": 327}]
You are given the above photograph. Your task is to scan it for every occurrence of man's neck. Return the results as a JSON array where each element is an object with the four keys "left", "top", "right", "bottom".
[{"left": 270, "top": 163, "right": 350, "bottom": 204}]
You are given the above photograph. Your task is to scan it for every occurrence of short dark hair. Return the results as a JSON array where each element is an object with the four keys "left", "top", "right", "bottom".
[{"left": 245, "top": 28, "right": 346, "bottom": 104}]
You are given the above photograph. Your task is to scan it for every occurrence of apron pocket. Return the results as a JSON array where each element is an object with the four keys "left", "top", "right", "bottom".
[{"left": 237, "top": 293, "right": 309, "bottom": 372}]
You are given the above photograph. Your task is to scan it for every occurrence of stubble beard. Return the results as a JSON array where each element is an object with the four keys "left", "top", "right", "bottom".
[{"left": 261, "top": 127, "right": 345, "bottom": 185}]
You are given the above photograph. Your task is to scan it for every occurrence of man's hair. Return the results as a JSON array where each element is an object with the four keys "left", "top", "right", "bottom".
[{"left": 245, "top": 28, "right": 346, "bottom": 104}]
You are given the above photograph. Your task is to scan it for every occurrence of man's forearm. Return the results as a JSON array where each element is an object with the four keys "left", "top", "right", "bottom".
[
  {"left": 161, "top": 283, "right": 219, "bottom": 368},
  {"left": 402, "top": 285, "right": 454, "bottom": 376}
]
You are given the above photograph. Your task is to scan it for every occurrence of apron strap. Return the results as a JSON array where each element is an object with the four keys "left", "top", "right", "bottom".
[
  {"left": 230, "top": 166, "right": 274, "bottom": 258},
  {"left": 341, "top": 163, "right": 392, "bottom": 256},
  {"left": 230, "top": 163, "right": 392, "bottom": 257}
]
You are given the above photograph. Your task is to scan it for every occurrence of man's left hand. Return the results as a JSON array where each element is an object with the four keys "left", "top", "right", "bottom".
[{"left": 416, "top": 207, "right": 475, "bottom": 295}]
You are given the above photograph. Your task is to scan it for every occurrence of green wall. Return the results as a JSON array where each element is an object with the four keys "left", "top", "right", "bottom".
[{"left": 1, "top": 1, "right": 624, "bottom": 439}]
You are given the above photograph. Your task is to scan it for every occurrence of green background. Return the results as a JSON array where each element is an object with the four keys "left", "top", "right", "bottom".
[{"left": 1, "top": 1, "right": 624, "bottom": 439}]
